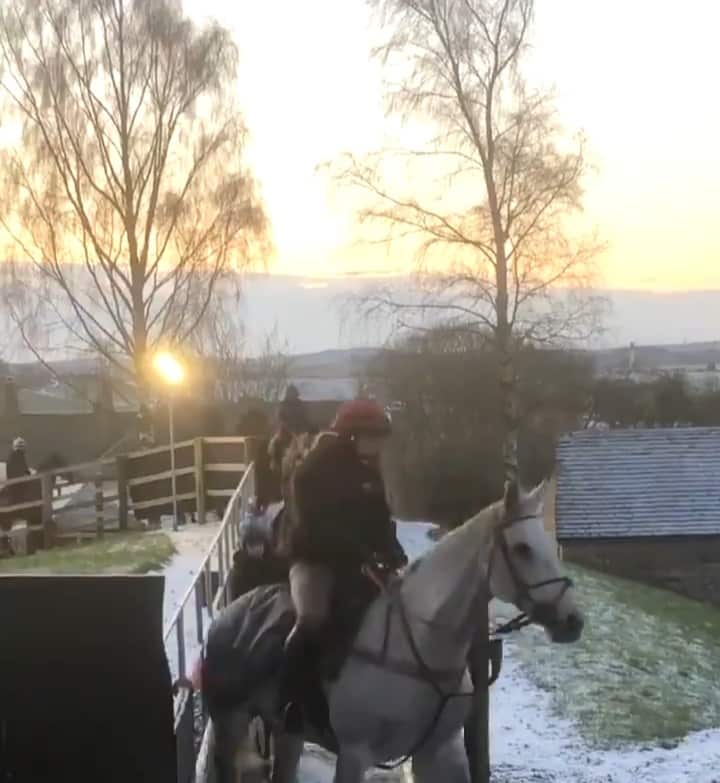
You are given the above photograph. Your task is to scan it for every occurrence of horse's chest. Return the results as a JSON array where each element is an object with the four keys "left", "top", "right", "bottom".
[{"left": 329, "top": 666, "right": 472, "bottom": 759}]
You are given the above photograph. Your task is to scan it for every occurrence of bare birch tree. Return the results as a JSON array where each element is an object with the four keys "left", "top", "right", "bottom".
[
  {"left": 334, "top": 0, "right": 604, "bottom": 481},
  {"left": 0, "top": 0, "right": 266, "bottom": 392}
]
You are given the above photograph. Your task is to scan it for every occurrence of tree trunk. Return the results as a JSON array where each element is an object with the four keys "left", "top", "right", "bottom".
[
  {"left": 496, "top": 325, "right": 519, "bottom": 485},
  {"left": 493, "top": 223, "right": 519, "bottom": 486}
]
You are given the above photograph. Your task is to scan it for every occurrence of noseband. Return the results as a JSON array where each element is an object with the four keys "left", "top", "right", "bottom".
[{"left": 489, "top": 513, "right": 574, "bottom": 634}]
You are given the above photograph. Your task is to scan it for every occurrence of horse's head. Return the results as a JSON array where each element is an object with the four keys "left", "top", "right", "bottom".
[{"left": 489, "top": 479, "right": 584, "bottom": 644}]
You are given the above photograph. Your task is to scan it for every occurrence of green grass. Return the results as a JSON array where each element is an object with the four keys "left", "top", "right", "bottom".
[
  {"left": 0, "top": 531, "right": 176, "bottom": 575},
  {"left": 510, "top": 563, "right": 720, "bottom": 748}
]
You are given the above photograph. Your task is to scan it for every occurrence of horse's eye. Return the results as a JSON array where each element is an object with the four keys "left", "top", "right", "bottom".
[{"left": 512, "top": 542, "right": 533, "bottom": 560}]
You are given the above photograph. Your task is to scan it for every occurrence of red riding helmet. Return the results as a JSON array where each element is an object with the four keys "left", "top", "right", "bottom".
[{"left": 332, "top": 399, "right": 391, "bottom": 437}]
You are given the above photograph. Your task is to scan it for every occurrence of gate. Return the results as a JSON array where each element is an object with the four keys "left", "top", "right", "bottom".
[{"left": 0, "top": 574, "right": 176, "bottom": 783}]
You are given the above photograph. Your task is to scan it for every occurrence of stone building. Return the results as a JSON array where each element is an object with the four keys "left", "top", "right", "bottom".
[{"left": 550, "top": 426, "right": 720, "bottom": 606}]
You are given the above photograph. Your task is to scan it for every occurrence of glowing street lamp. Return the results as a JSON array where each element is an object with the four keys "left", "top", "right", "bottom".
[
  {"left": 153, "top": 351, "right": 185, "bottom": 531},
  {"left": 153, "top": 351, "right": 185, "bottom": 387}
]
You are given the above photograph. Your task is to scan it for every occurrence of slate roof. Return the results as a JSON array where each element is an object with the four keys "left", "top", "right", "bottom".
[{"left": 555, "top": 427, "right": 720, "bottom": 539}]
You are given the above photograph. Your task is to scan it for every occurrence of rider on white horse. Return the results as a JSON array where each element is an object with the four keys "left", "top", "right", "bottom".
[{"left": 275, "top": 398, "right": 407, "bottom": 731}]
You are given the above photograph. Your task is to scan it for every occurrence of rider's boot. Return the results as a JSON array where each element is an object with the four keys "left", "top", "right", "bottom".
[{"left": 277, "top": 622, "right": 322, "bottom": 735}]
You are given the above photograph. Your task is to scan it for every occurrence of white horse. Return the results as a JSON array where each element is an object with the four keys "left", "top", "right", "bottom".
[{"left": 204, "top": 479, "right": 584, "bottom": 782}]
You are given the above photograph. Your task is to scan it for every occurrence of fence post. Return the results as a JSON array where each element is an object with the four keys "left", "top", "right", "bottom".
[
  {"left": 95, "top": 472, "right": 104, "bottom": 538},
  {"left": 116, "top": 456, "right": 129, "bottom": 531},
  {"left": 465, "top": 600, "right": 491, "bottom": 783},
  {"left": 194, "top": 438, "right": 206, "bottom": 526},
  {"left": 40, "top": 473, "right": 54, "bottom": 549}
]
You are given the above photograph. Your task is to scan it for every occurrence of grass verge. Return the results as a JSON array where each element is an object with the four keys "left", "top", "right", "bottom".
[
  {"left": 0, "top": 531, "right": 176, "bottom": 575},
  {"left": 510, "top": 563, "right": 720, "bottom": 747}
]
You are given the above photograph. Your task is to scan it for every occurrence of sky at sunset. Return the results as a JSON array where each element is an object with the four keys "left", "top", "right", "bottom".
[{"left": 184, "top": 0, "right": 720, "bottom": 292}]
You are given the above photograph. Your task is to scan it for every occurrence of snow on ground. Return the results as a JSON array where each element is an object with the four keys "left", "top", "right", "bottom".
[
  {"left": 490, "top": 647, "right": 720, "bottom": 783},
  {"left": 159, "top": 516, "right": 222, "bottom": 680},
  {"left": 162, "top": 517, "right": 222, "bottom": 624}
]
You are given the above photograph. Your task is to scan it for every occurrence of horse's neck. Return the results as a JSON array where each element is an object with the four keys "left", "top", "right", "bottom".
[
  {"left": 400, "top": 512, "right": 495, "bottom": 648},
  {"left": 349, "top": 515, "right": 494, "bottom": 678}
]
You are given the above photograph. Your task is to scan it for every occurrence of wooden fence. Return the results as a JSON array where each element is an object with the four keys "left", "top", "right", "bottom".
[
  {"left": 0, "top": 459, "right": 119, "bottom": 547},
  {"left": 125, "top": 437, "right": 257, "bottom": 522},
  {"left": 0, "top": 436, "right": 261, "bottom": 549}
]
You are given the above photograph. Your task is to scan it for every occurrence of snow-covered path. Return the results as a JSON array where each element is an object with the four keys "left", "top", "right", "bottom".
[{"left": 160, "top": 518, "right": 222, "bottom": 679}]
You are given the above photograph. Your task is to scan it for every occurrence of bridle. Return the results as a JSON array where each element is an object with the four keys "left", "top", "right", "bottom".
[{"left": 489, "top": 512, "right": 574, "bottom": 634}]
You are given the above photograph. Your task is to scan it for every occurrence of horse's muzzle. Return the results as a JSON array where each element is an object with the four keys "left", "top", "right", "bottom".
[{"left": 533, "top": 604, "right": 585, "bottom": 644}]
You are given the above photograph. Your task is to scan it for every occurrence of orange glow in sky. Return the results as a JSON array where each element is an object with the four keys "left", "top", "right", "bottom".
[{"left": 135, "top": 2, "right": 720, "bottom": 290}]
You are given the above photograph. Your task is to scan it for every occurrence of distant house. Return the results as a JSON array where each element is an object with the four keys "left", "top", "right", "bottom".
[{"left": 551, "top": 427, "right": 720, "bottom": 606}]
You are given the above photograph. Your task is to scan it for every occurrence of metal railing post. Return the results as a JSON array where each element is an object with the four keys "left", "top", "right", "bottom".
[
  {"left": 194, "top": 582, "right": 204, "bottom": 645},
  {"left": 176, "top": 611, "right": 186, "bottom": 679},
  {"left": 162, "top": 460, "right": 256, "bottom": 769},
  {"left": 217, "top": 534, "right": 225, "bottom": 595}
]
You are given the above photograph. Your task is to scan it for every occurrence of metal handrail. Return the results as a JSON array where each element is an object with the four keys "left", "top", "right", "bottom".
[
  {"left": 164, "top": 462, "right": 255, "bottom": 673},
  {"left": 164, "top": 462, "right": 255, "bottom": 782}
]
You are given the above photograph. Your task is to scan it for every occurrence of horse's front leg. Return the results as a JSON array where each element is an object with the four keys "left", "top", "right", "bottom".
[
  {"left": 334, "top": 744, "right": 372, "bottom": 783},
  {"left": 270, "top": 728, "right": 304, "bottom": 783},
  {"left": 411, "top": 730, "right": 470, "bottom": 783},
  {"left": 213, "top": 708, "right": 254, "bottom": 783}
]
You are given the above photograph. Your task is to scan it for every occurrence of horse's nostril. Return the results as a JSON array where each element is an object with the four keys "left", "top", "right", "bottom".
[{"left": 567, "top": 612, "right": 584, "bottom": 632}]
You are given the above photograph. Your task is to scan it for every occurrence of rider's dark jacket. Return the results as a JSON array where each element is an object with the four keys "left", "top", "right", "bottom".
[
  {"left": 6, "top": 449, "right": 30, "bottom": 481},
  {"left": 277, "top": 432, "right": 405, "bottom": 569}
]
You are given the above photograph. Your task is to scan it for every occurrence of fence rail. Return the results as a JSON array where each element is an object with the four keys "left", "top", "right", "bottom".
[
  {"left": 164, "top": 462, "right": 255, "bottom": 783},
  {"left": 0, "top": 437, "right": 260, "bottom": 549},
  {"left": 0, "top": 458, "right": 119, "bottom": 545}
]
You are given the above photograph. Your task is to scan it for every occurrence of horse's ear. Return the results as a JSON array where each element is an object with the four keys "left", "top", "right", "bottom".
[{"left": 503, "top": 478, "right": 519, "bottom": 512}]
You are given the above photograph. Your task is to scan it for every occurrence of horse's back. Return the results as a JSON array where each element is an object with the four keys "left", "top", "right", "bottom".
[{"left": 204, "top": 584, "right": 295, "bottom": 714}]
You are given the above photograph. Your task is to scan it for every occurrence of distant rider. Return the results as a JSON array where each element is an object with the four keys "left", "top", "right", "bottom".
[
  {"left": 278, "top": 385, "right": 311, "bottom": 436},
  {"left": 6, "top": 437, "right": 31, "bottom": 481},
  {"left": 268, "top": 385, "right": 312, "bottom": 477}
]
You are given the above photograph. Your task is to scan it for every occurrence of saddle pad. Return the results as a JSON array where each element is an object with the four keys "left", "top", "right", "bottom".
[{"left": 204, "top": 584, "right": 295, "bottom": 712}]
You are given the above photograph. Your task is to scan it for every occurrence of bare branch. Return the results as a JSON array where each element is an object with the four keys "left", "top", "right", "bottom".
[
  {"left": 0, "top": 0, "right": 267, "bottom": 388},
  {"left": 336, "top": 0, "right": 603, "bottom": 481}
]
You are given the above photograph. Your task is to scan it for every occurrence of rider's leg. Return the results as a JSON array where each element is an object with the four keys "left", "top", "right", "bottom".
[
  {"left": 334, "top": 744, "right": 373, "bottom": 783},
  {"left": 270, "top": 728, "right": 304, "bottom": 783},
  {"left": 277, "top": 561, "right": 334, "bottom": 731},
  {"left": 286, "top": 560, "right": 334, "bottom": 648}
]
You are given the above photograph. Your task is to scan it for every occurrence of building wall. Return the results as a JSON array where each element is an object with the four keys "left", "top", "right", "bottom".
[
  {"left": 0, "top": 411, "right": 136, "bottom": 468},
  {"left": 561, "top": 537, "right": 720, "bottom": 606}
]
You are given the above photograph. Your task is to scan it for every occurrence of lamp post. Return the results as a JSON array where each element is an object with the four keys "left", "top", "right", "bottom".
[{"left": 153, "top": 351, "right": 185, "bottom": 531}]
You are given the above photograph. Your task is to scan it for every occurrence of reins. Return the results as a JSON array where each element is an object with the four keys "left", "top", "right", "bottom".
[{"left": 373, "top": 586, "right": 471, "bottom": 771}]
